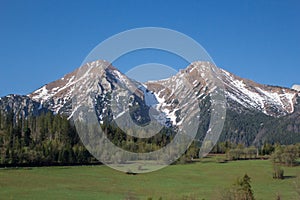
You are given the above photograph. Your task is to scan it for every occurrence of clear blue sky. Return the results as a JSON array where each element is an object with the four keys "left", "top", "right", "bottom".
[{"left": 0, "top": 0, "right": 299, "bottom": 96}]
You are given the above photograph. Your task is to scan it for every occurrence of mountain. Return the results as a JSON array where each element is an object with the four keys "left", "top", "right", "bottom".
[
  {"left": 145, "top": 62, "right": 300, "bottom": 145},
  {"left": 146, "top": 62, "right": 297, "bottom": 117},
  {"left": 0, "top": 60, "right": 300, "bottom": 146}
]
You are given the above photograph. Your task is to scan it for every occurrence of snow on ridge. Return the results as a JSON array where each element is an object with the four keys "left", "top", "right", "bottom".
[
  {"left": 256, "top": 87, "right": 296, "bottom": 113},
  {"left": 222, "top": 70, "right": 269, "bottom": 113},
  {"left": 153, "top": 91, "right": 165, "bottom": 107},
  {"left": 280, "top": 92, "right": 296, "bottom": 113},
  {"left": 229, "top": 79, "right": 264, "bottom": 108},
  {"left": 292, "top": 85, "right": 300, "bottom": 91},
  {"left": 111, "top": 69, "right": 132, "bottom": 86},
  {"left": 28, "top": 60, "right": 110, "bottom": 114},
  {"left": 112, "top": 70, "right": 125, "bottom": 82},
  {"left": 222, "top": 67, "right": 297, "bottom": 115},
  {"left": 31, "top": 85, "right": 50, "bottom": 101},
  {"left": 255, "top": 87, "right": 283, "bottom": 107},
  {"left": 30, "top": 60, "right": 103, "bottom": 102},
  {"left": 146, "top": 77, "right": 170, "bottom": 83}
]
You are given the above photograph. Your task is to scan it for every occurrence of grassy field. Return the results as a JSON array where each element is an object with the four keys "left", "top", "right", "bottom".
[{"left": 0, "top": 157, "right": 299, "bottom": 200}]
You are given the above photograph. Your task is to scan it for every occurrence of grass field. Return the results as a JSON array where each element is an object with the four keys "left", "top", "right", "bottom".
[{"left": 0, "top": 157, "right": 299, "bottom": 200}]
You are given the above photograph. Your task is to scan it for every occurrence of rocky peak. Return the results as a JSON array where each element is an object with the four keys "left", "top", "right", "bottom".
[{"left": 0, "top": 59, "right": 299, "bottom": 126}]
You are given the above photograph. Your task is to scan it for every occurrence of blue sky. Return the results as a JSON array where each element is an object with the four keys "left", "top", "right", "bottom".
[{"left": 0, "top": 0, "right": 299, "bottom": 96}]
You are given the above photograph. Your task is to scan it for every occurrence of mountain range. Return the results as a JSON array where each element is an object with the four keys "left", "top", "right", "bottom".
[{"left": 1, "top": 60, "right": 299, "bottom": 146}]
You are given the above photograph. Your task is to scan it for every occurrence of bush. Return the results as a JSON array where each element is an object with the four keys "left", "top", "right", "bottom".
[
  {"left": 271, "top": 145, "right": 298, "bottom": 166},
  {"left": 275, "top": 193, "right": 281, "bottom": 200},
  {"left": 216, "top": 157, "right": 227, "bottom": 163},
  {"left": 273, "top": 165, "right": 284, "bottom": 179},
  {"left": 216, "top": 174, "right": 255, "bottom": 200},
  {"left": 226, "top": 149, "right": 243, "bottom": 161}
]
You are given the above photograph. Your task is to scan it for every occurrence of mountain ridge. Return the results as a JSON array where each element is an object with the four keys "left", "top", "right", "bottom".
[{"left": 0, "top": 60, "right": 299, "bottom": 145}]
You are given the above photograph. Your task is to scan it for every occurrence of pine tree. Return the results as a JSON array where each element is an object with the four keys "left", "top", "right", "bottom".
[{"left": 234, "top": 174, "right": 255, "bottom": 200}]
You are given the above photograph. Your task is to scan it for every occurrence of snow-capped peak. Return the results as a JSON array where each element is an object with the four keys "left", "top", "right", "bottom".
[{"left": 24, "top": 60, "right": 298, "bottom": 120}]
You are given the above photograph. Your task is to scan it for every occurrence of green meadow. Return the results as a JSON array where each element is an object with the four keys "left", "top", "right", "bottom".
[{"left": 0, "top": 157, "right": 299, "bottom": 200}]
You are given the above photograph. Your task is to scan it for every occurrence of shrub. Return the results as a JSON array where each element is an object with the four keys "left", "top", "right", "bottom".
[
  {"left": 216, "top": 157, "right": 227, "bottom": 163},
  {"left": 273, "top": 165, "right": 284, "bottom": 179},
  {"left": 275, "top": 193, "right": 281, "bottom": 200},
  {"left": 271, "top": 145, "right": 298, "bottom": 166},
  {"left": 216, "top": 174, "right": 255, "bottom": 200}
]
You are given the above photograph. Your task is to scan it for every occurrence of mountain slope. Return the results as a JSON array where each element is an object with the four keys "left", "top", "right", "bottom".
[
  {"left": 0, "top": 60, "right": 299, "bottom": 145},
  {"left": 26, "top": 60, "right": 299, "bottom": 121},
  {"left": 145, "top": 62, "right": 298, "bottom": 118},
  {"left": 221, "top": 68, "right": 297, "bottom": 116}
]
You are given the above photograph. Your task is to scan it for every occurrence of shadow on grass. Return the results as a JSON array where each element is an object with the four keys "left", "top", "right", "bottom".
[{"left": 284, "top": 176, "right": 297, "bottom": 179}]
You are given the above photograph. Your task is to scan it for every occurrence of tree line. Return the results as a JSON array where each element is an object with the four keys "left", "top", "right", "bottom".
[
  {"left": 209, "top": 141, "right": 300, "bottom": 163},
  {"left": 0, "top": 110, "right": 95, "bottom": 166},
  {"left": 1, "top": 108, "right": 299, "bottom": 167},
  {"left": 0, "top": 110, "right": 190, "bottom": 166}
]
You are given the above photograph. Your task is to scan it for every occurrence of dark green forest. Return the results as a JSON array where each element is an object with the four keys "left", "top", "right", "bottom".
[
  {"left": 0, "top": 110, "right": 185, "bottom": 167},
  {"left": 0, "top": 99, "right": 300, "bottom": 167},
  {"left": 0, "top": 110, "right": 95, "bottom": 166},
  {"left": 219, "top": 107, "right": 300, "bottom": 146}
]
